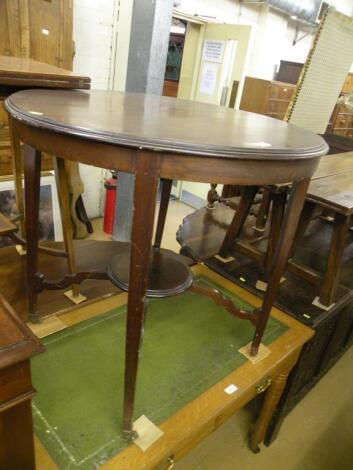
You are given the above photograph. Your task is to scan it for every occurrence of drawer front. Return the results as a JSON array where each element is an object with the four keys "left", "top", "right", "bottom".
[
  {"left": 269, "top": 84, "right": 294, "bottom": 100},
  {"left": 266, "top": 99, "right": 290, "bottom": 115},
  {"left": 335, "top": 114, "right": 349, "bottom": 128}
]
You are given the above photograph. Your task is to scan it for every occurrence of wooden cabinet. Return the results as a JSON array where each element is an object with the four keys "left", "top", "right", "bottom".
[
  {"left": 327, "top": 73, "right": 353, "bottom": 138},
  {"left": 239, "top": 76, "right": 295, "bottom": 120},
  {"left": 0, "top": 0, "right": 73, "bottom": 69},
  {"left": 0, "top": 0, "right": 74, "bottom": 176}
]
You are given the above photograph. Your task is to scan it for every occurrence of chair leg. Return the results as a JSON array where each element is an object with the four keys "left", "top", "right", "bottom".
[
  {"left": 219, "top": 186, "right": 258, "bottom": 257},
  {"left": 319, "top": 212, "right": 350, "bottom": 307},
  {"left": 251, "top": 179, "right": 310, "bottom": 355},
  {"left": 23, "top": 145, "right": 41, "bottom": 323},
  {"left": 154, "top": 179, "right": 172, "bottom": 248},
  {"left": 123, "top": 152, "right": 159, "bottom": 438}
]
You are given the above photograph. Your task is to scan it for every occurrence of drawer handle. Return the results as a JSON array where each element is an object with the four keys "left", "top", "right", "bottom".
[
  {"left": 255, "top": 376, "right": 271, "bottom": 394},
  {"left": 166, "top": 456, "right": 175, "bottom": 470},
  {"left": 156, "top": 455, "right": 175, "bottom": 470}
]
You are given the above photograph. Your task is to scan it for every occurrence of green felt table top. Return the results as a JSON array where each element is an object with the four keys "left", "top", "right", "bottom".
[{"left": 32, "top": 276, "right": 287, "bottom": 469}]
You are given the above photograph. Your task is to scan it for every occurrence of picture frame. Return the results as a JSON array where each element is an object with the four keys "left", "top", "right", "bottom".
[{"left": 0, "top": 171, "right": 63, "bottom": 247}]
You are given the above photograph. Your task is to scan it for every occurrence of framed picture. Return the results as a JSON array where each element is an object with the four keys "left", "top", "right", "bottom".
[{"left": 0, "top": 172, "right": 63, "bottom": 248}]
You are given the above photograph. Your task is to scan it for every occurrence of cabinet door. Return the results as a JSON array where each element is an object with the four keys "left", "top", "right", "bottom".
[
  {"left": 0, "top": 1, "right": 25, "bottom": 57},
  {"left": 28, "top": 0, "right": 73, "bottom": 69}
]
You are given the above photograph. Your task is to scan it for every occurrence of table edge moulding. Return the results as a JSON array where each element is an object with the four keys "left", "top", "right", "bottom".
[{"left": 5, "top": 89, "right": 328, "bottom": 439}]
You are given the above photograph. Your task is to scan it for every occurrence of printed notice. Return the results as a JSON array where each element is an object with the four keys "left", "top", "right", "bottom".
[
  {"left": 202, "top": 40, "right": 225, "bottom": 63},
  {"left": 199, "top": 62, "right": 218, "bottom": 95}
]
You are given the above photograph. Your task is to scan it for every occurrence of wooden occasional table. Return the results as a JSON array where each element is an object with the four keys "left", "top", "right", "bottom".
[{"left": 5, "top": 89, "right": 327, "bottom": 438}]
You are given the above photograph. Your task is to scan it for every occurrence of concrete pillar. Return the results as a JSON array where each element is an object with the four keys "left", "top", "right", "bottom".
[{"left": 113, "top": 0, "right": 174, "bottom": 241}]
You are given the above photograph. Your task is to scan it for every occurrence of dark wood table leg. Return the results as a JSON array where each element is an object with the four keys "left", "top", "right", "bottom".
[
  {"left": 249, "top": 352, "right": 299, "bottom": 452},
  {"left": 123, "top": 152, "right": 160, "bottom": 438},
  {"left": 251, "top": 179, "right": 310, "bottom": 355},
  {"left": 24, "top": 145, "right": 42, "bottom": 323},
  {"left": 219, "top": 186, "right": 258, "bottom": 257},
  {"left": 265, "top": 191, "right": 287, "bottom": 273},
  {"left": 154, "top": 178, "right": 172, "bottom": 248},
  {"left": 54, "top": 157, "right": 80, "bottom": 298},
  {"left": 319, "top": 212, "right": 350, "bottom": 307}
]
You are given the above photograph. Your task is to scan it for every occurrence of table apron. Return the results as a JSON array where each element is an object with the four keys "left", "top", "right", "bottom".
[{"left": 12, "top": 119, "right": 319, "bottom": 186}]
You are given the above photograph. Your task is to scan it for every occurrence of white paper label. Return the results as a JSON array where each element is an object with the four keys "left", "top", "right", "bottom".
[
  {"left": 199, "top": 62, "right": 218, "bottom": 95},
  {"left": 42, "top": 28, "right": 49, "bottom": 36},
  {"left": 203, "top": 40, "right": 225, "bottom": 63},
  {"left": 224, "top": 384, "right": 238, "bottom": 395}
]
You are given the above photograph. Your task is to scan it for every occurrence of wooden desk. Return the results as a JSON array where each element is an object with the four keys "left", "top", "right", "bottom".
[
  {"left": 34, "top": 266, "right": 314, "bottom": 468},
  {"left": 0, "top": 294, "right": 44, "bottom": 469},
  {"left": 5, "top": 89, "right": 327, "bottom": 437}
]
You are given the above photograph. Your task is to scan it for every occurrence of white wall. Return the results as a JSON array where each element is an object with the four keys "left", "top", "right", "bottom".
[
  {"left": 178, "top": 0, "right": 353, "bottom": 82},
  {"left": 72, "top": 0, "right": 117, "bottom": 218}
]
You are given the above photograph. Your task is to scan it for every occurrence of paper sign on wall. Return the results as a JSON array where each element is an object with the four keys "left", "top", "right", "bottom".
[
  {"left": 199, "top": 62, "right": 218, "bottom": 95},
  {"left": 202, "top": 40, "right": 225, "bottom": 63}
]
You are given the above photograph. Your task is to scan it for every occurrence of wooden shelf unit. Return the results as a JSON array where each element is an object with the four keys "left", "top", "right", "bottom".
[{"left": 239, "top": 76, "right": 296, "bottom": 121}]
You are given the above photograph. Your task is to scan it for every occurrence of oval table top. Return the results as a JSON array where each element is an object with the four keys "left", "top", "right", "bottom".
[{"left": 5, "top": 89, "right": 328, "bottom": 161}]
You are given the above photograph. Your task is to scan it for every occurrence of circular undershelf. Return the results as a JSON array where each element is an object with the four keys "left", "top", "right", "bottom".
[{"left": 107, "top": 244, "right": 193, "bottom": 298}]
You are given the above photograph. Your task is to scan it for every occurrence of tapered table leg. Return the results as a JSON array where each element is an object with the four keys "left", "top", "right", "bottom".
[
  {"left": 24, "top": 145, "right": 42, "bottom": 323},
  {"left": 265, "top": 191, "right": 287, "bottom": 272},
  {"left": 54, "top": 157, "right": 79, "bottom": 298},
  {"left": 251, "top": 179, "right": 310, "bottom": 355},
  {"left": 154, "top": 178, "right": 172, "bottom": 248},
  {"left": 123, "top": 152, "right": 160, "bottom": 438},
  {"left": 219, "top": 186, "right": 258, "bottom": 257}
]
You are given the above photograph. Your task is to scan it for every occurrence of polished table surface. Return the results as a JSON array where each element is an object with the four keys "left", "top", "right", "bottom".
[
  {"left": 6, "top": 89, "right": 327, "bottom": 160},
  {"left": 5, "top": 89, "right": 328, "bottom": 438}
]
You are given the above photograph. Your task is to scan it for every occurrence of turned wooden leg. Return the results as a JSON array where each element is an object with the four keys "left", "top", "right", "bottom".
[
  {"left": 207, "top": 184, "right": 219, "bottom": 209},
  {"left": 219, "top": 186, "right": 258, "bottom": 257},
  {"left": 265, "top": 190, "right": 287, "bottom": 273},
  {"left": 251, "top": 179, "right": 310, "bottom": 355},
  {"left": 319, "top": 212, "right": 350, "bottom": 306},
  {"left": 8, "top": 116, "right": 25, "bottom": 237},
  {"left": 254, "top": 188, "right": 271, "bottom": 232},
  {"left": 123, "top": 152, "right": 160, "bottom": 438},
  {"left": 250, "top": 354, "right": 298, "bottom": 452},
  {"left": 154, "top": 178, "right": 172, "bottom": 248},
  {"left": 54, "top": 157, "right": 79, "bottom": 297},
  {"left": 24, "top": 145, "right": 41, "bottom": 323}
]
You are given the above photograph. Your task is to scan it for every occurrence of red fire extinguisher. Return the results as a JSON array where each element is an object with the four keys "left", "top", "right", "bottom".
[{"left": 103, "top": 172, "right": 117, "bottom": 234}]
